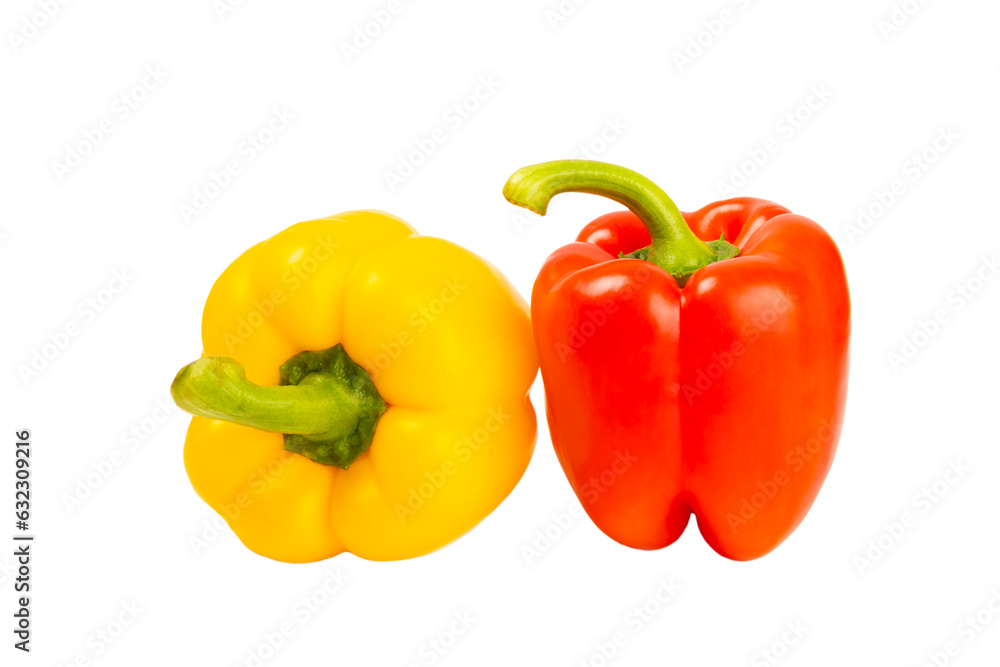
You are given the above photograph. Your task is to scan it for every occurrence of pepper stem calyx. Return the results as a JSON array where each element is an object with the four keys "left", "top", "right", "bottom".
[
  {"left": 170, "top": 344, "right": 386, "bottom": 469},
  {"left": 503, "top": 160, "right": 739, "bottom": 285}
]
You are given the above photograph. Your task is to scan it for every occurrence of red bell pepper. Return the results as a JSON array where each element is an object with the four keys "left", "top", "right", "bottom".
[{"left": 505, "top": 161, "right": 850, "bottom": 561}]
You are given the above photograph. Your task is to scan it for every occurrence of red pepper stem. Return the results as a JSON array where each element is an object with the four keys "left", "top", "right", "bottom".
[{"left": 503, "top": 160, "right": 737, "bottom": 284}]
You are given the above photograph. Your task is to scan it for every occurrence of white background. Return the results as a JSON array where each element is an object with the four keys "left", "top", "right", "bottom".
[{"left": 3, "top": 0, "right": 1000, "bottom": 665}]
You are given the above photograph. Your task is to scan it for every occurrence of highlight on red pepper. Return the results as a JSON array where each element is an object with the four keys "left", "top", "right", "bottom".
[{"left": 504, "top": 160, "right": 850, "bottom": 561}]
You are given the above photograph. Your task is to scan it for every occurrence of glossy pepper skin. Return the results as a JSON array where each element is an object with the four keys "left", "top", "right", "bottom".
[
  {"left": 171, "top": 211, "right": 537, "bottom": 563},
  {"left": 505, "top": 161, "right": 849, "bottom": 561}
]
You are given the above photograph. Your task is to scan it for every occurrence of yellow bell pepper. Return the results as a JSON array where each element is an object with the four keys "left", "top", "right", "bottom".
[{"left": 171, "top": 211, "right": 537, "bottom": 562}]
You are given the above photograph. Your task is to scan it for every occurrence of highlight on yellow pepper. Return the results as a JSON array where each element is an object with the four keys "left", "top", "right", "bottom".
[{"left": 170, "top": 210, "right": 538, "bottom": 562}]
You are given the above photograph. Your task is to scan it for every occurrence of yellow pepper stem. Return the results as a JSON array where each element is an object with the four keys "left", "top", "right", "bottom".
[{"left": 170, "top": 345, "right": 387, "bottom": 469}]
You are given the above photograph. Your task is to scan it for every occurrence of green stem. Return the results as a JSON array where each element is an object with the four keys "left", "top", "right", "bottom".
[
  {"left": 170, "top": 345, "right": 386, "bottom": 469},
  {"left": 503, "top": 160, "right": 738, "bottom": 285}
]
